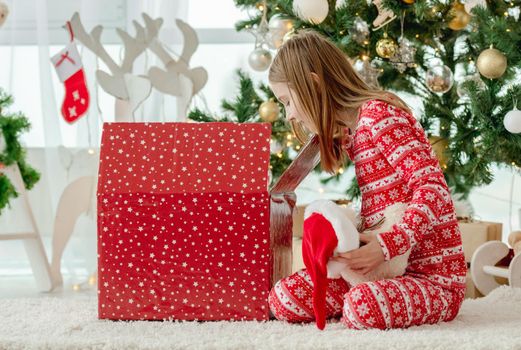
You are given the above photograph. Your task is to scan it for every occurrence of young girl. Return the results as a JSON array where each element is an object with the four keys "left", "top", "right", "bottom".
[{"left": 267, "top": 30, "right": 467, "bottom": 330}]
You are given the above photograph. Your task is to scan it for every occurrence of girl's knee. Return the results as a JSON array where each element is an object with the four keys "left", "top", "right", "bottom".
[
  {"left": 268, "top": 274, "right": 314, "bottom": 323},
  {"left": 341, "top": 284, "right": 387, "bottom": 330}
]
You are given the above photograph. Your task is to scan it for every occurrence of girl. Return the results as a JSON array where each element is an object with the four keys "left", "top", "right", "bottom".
[{"left": 267, "top": 30, "right": 467, "bottom": 330}]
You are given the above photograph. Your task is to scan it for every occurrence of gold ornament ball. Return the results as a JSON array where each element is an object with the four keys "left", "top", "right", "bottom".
[
  {"left": 429, "top": 136, "right": 449, "bottom": 169},
  {"left": 376, "top": 35, "right": 398, "bottom": 59},
  {"left": 259, "top": 99, "right": 280, "bottom": 122},
  {"left": 402, "top": 0, "right": 415, "bottom": 4},
  {"left": 476, "top": 46, "right": 507, "bottom": 79},
  {"left": 447, "top": 1, "right": 471, "bottom": 30}
]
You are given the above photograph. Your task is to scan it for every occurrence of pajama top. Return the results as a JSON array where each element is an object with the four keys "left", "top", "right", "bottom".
[{"left": 342, "top": 99, "right": 466, "bottom": 292}]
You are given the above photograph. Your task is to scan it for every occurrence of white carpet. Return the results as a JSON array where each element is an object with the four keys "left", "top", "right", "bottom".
[{"left": 1, "top": 286, "right": 521, "bottom": 350}]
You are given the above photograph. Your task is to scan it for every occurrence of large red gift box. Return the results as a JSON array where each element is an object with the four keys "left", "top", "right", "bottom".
[{"left": 97, "top": 122, "right": 273, "bottom": 321}]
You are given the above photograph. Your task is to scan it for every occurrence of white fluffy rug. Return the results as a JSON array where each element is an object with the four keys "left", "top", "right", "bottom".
[{"left": 1, "top": 286, "right": 521, "bottom": 350}]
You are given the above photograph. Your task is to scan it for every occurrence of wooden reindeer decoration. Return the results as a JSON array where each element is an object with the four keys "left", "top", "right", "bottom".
[
  {"left": 68, "top": 12, "right": 157, "bottom": 121},
  {"left": 67, "top": 12, "right": 207, "bottom": 121},
  {"left": 142, "top": 14, "right": 208, "bottom": 119}
]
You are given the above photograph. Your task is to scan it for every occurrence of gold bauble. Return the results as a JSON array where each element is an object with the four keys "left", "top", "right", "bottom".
[
  {"left": 447, "top": 1, "right": 471, "bottom": 30},
  {"left": 376, "top": 33, "right": 398, "bottom": 59},
  {"left": 429, "top": 136, "right": 449, "bottom": 169},
  {"left": 476, "top": 46, "right": 507, "bottom": 79},
  {"left": 259, "top": 99, "right": 280, "bottom": 122},
  {"left": 402, "top": 0, "right": 415, "bottom": 4}
]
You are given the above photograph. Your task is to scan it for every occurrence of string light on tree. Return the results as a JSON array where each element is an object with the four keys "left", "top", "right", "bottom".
[
  {"left": 293, "top": 0, "right": 329, "bottom": 24},
  {"left": 476, "top": 45, "right": 507, "bottom": 79}
]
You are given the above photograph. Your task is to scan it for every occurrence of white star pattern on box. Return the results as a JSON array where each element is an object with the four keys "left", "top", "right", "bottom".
[{"left": 97, "top": 122, "right": 272, "bottom": 321}]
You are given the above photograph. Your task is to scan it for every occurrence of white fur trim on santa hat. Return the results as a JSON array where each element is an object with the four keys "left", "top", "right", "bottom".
[{"left": 304, "top": 199, "right": 359, "bottom": 254}]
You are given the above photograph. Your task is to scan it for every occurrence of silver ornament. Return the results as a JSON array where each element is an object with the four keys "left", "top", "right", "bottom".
[
  {"left": 456, "top": 73, "right": 485, "bottom": 99},
  {"left": 267, "top": 15, "right": 295, "bottom": 49},
  {"left": 426, "top": 65, "right": 454, "bottom": 94},
  {"left": 389, "top": 37, "right": 417, "bottom": 73},
  {"left": 508, "top": 6, "right": 520, "bottom": 21},
  {"left": 354, "top": 58, "right": 381, "bottom": 88},
  {"left": 249, "top": 47, "right": 272, "bottom": 71},
  {"left": 349, "top": 17, "right": 370, "bottom": 45}
]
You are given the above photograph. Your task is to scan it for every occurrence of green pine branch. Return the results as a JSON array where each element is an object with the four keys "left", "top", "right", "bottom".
[{"left": 0, "top": 88, "right": 41, "bottom": 214}]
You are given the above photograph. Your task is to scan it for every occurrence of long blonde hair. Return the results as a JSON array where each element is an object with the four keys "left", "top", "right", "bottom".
[{"left": 269, "top": 30, "right": 411, "bottom": 174}]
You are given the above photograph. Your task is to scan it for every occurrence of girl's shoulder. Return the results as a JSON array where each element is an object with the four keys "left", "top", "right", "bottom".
[{"left": 360, "top": 98, "right": 410, "bottom": 122}]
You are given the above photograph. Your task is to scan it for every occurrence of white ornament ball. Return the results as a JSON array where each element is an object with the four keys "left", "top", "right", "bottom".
[
  {"left": 0, "top": 1, "right": 9, "bottom": 28},
  {"left": 503, "top": 108, "right": 521, "bottom": 134},
  {"left": 464, "top": 0, "right": 487, "bottom": 14},
  {"left": 248, "top": 48, "right": 272, "bottom": 71},
  {"left": 293, "top": 0, "right": 329, "bottom": 24}
]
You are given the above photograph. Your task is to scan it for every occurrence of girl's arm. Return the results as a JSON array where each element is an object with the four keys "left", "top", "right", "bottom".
[{"left": 368, "top": 106, "right": 453, "bottom": 261}]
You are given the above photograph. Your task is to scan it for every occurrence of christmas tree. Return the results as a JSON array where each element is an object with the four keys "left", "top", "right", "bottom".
[
  {"left": 191, "top": 0, "right": 521, "bottom": 198},
  {"left": 0, "top": 89, "right": 40, "bottom": 214}
]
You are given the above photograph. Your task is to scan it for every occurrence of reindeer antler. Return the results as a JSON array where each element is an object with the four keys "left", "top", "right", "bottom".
[
  {"left": 67, "top": 12, "right": 155, "bottom": 100},
  {"left": 143, "top": 14, "right": 208, "bottom": 97},
  {"left": 69, "top": 13, "right": 121, "bottom": 76}
]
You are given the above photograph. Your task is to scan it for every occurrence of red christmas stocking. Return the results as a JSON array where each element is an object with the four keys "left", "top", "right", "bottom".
[{"left": 51, "top": 42, "right": 90, "bottom": 123}]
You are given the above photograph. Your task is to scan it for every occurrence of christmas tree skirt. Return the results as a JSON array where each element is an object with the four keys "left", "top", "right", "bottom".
[{"left": 1, "top": 286, "right": 520, "bottom": 350}]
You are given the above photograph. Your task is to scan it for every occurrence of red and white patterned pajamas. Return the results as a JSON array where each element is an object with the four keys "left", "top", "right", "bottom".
[{"left": 268, "top": 99, "right": 467, "bottom": 330}]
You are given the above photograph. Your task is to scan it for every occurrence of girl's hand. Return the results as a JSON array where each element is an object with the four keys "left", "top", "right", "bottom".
[{"left": 330, "top": 233, "right": 385, "bottom": 275}]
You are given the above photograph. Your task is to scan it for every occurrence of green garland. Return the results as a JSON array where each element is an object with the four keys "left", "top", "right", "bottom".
[{"left": 0, "top": 88, "right": 40, "bottom": 214}]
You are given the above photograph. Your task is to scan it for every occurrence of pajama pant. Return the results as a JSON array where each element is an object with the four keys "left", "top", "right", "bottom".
[{"left": 268, "top": 269, "right": 465, "bottom": 330}]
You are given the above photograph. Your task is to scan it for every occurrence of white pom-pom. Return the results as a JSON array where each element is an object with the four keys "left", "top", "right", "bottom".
[{"left": 503, "top": 108, "right": 521, "bottom": 134}]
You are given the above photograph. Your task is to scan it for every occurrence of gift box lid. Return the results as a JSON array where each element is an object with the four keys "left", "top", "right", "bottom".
[{"left": 98, "top": 122, "right": 272, "bottom": 195}]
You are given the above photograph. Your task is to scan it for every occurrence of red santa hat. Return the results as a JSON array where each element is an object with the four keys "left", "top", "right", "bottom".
[{"left": 302, "top": 199, "right": 359, "bottom": 330}]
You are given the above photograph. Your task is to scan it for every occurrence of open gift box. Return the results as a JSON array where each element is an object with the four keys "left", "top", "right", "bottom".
[{"left": 97, "top": 122, "right": 320, "bottom": 321}]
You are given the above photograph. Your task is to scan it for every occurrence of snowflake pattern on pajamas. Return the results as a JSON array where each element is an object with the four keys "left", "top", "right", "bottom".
[{"left": 269, "top": 99, "right": 467, "bottom": 329}]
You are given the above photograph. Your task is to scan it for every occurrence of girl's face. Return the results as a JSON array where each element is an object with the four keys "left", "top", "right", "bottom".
[{"left": 270, "top": 81, "right": 317, "bottom": 133}]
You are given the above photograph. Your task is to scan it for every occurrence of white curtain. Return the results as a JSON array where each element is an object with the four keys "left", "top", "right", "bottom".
[{"left": 0, "top": 0, "right": 190, "bottom": 281}]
